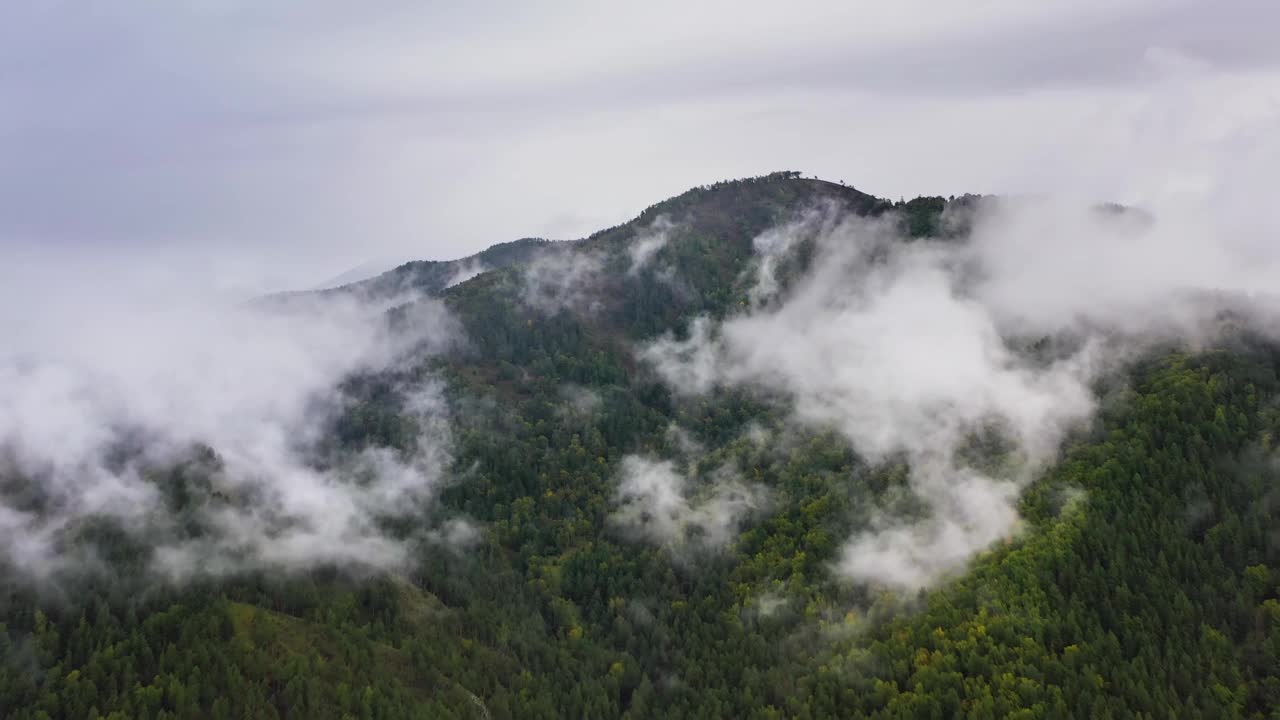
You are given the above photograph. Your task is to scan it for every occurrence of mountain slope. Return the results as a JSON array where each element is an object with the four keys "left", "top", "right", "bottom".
[
  {"left": 324, "top": 171, "right": 890, "bottom": 304},
  {"left": 3, "top": 172, "right": 1280, "bottom": 720}
]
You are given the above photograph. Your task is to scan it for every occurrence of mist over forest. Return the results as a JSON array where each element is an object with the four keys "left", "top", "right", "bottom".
[{"left": 5, "top": 3, "right": 1280, "bottom": 719}]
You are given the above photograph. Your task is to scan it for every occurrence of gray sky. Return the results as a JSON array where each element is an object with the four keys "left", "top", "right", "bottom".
[{"left": 2, "top": 0, "right": 1279, "bottom": 293}]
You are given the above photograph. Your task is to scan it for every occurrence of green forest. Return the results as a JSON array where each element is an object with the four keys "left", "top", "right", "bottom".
[{"left": 5, "top": 173, "right": 1280, "bottom": 719}]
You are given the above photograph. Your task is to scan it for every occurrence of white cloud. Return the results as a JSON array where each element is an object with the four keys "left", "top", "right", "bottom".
[
  {"left": 611, "top": 456, "right": 768, "bottom": 552},
  {"left": 641, "top": 155, "right": 1280, "bottom": 589},
  {"left": 639, "top": 318, "right": 721, "bottom": 396},
  {"left": 445, "top": 260, "right": 489, "bottom": 289},
  {"left": 522, "top": 247, "right": 605, "bottom": 315},
  {"left": 558, "top": 384, "right": 603, "bottom": 415},
  {"left": 0, "top": 277, "right": 461, "bottom": 582},
  {"left": 748, "top": 200, "right": 841, "bottom": 308},
  {"left": 628, "top": 217, "right": 673, "bottom": 275}
]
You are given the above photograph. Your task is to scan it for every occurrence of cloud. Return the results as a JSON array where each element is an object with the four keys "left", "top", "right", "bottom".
[
  {"left": 425, "top": 517, "right": 483, "bottom": 553},
  {"left": 966, "top": 204, "right": 1280, "bottom": 342},
  {"left": 627, "top": 216, "right": 673, "bottom": 275},
  {"left": 747, "top": 202, "right": 840, "bottom": 307},
  {"left": 558, "top": 384, "right": 602, "bottom": 415},
  {"left": 521, "top": 215, "right": 678, "bottom": 316},
  {"left": 521, "top": 246, "right": 605, "bottom": 315},
  {"left": 641, "top": 168, "right": 1280, "bottom": 589},
  {"left": 835, "top": 464, "right": 1025, "bottom": 591},
  {"left": 611, "top": 455, "right": 768, "bottom": 552},
  {"left": 744, "top": 591, "right": 791, "bottom": 623},
  {"left": 1, "top": 0, "right": 1277, "bottom": 595},
  {"left": 639, "top": 318, "right": 721, "bottom": 396},
  {"left": 0, "top": 279, "right": 462, "bottom": 584},
  {"left": 445, "top": 260, "right": 489, "bottom": 289}
]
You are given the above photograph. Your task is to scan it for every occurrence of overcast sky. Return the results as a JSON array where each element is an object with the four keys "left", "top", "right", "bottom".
[{"left": 2, "top": 1, "right": 1278, "bottom": 294}]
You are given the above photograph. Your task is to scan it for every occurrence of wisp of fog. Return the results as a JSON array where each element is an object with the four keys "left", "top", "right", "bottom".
[{"left": 0, "top": 265, "right": 459, "bottom": 584}]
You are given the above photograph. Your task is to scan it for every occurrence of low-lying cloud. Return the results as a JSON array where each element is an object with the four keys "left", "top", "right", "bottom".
[
  {"left": 521, "top": 216, "right": 682, "bottom": 315},
  {"left": 642, "top": 193, "right": 1280, "bottom": 590},
  {"left": 0, "top": 279, "right": 462, "bottom": 584},
  {"left": 747, "top": 202, "right": 839, "bottom": 308},
  {"left": 445, "top": 260, "right": 490, "bottom": 289},
  {"left": 611, "top": 455, "right": 768, "bottom": 553},
  {"left": 522, "top": 246, "right": 605, "bottom": 315},
  {"left": 628, "top": 216, "right": 674, "bottom": 275}
]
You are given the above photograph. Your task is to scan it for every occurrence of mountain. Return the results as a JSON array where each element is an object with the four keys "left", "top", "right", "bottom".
[
  {"left": 312, "top": 257, "right": 414, "bottom": 290},
  {"left": 4, "top": 172, "right": 1280, "bottom": 719},
  {"left": 332, "top": 236, "right": 554, "bottom": 299},
  {"left": 320, "top": 172, "right": 891, "bottom": 304}
]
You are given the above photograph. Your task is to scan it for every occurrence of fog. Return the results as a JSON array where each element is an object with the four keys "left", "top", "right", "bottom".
[
  {"left": 444, "top": 260, "right": 490, "bottom": 289},
  {"left": 641, "top": 183, "right": 1280, "bottom": 590},
  {"left": 522, "top": 247, "right": 606, "bottom": 315},
  {"left": 627, "top": 217, "right": 673, "bottom": 275},
  {"left": 0, "top": 257, "right": 460, "bottom": 583},
  {"left": 611, "top": 455, "right": 769, "bottom": 554},
  {"left": 1, "top": 2, "right": 1276, "bottom": 597}
]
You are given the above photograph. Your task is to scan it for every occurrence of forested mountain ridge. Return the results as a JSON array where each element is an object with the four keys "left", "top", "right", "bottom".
[{"left": 3, "top": 172, "right": 1280, "bottom": 719}]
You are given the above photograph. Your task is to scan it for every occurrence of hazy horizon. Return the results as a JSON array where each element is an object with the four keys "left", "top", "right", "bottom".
[{"left": 3, "top": 1, "right": 1278, "bottom": 296}]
